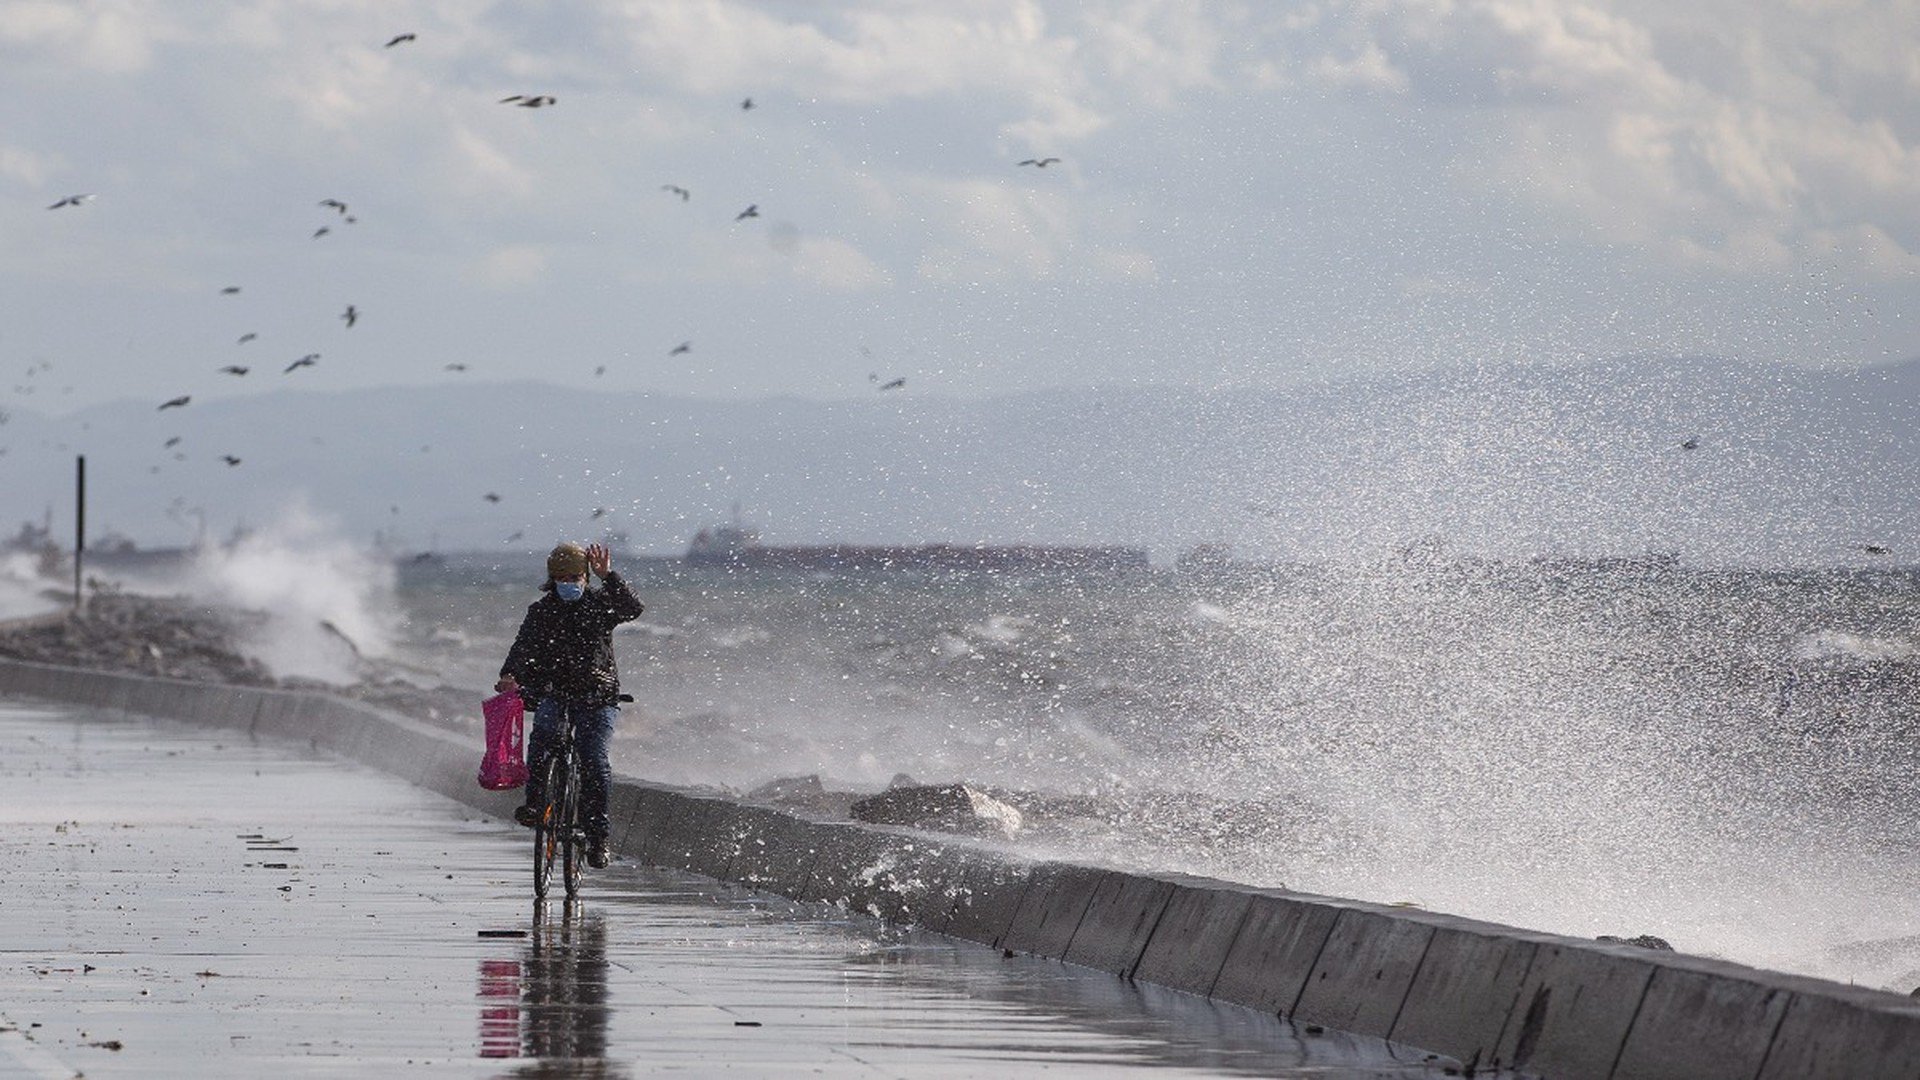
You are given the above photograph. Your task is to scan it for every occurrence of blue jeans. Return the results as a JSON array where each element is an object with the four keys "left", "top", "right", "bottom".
[{"left": 525, "top": 699, "right": 618, "bottom": 842}]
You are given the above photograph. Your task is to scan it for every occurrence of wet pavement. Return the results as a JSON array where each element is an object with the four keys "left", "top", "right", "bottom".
[{"left": 0, "top": 699, "right": 1467, "bottom": 1078}]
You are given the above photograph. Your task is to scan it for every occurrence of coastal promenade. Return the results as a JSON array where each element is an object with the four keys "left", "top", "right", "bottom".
[
  {"left": 10, "top": 653, "right": 1920, "bottom": 1079},
  {"left": 0, "top": 699, "right": 1457, "bottom": 1078}
]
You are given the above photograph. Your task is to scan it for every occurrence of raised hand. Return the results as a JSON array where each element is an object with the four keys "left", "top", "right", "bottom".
[{"left": 586, "top": 543, "right": 611, "bottom": 578}]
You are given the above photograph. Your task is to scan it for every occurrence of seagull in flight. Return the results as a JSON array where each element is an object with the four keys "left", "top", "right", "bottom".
[
  {"left": 877, "top": 377, "right": 906, "bottom": 392},
  {"left": 312, "top": 226, "right": 331, "bottom": 239},
  {"left": 444, "top": 363, "right": 468, "bottom": 372},
  {"left": 500, "top": 94, "right": 556, "bottom": 108},
  {"left": 1863, "top": 544, "right": 1893, "bottom": 556},
  {"left": 221, "top": 455, "right": 243, "bottom": 467},
  {"left": 284, "top": 354, "right": 319, "bottom": 374},
  {"left": 384, "top": 33, "right": 416, "bottom": 47},
  {"left": 47, "top": 194, "right": 93, "bottom": 209},
  {"left": 670, "top": 341, "right": 692, "bottom": 356},
  {"left": 220, "top": 286, "right": 241, "bottom": 295},
  {"left": 661, "top": 185, "right": 691, "bottom": 202},
  {"left": 158, "top": 396, "right": 191, "bottom": 410},
  {"left": 237, "top": 332, "right": 257, "bottom": 345},
  {"left": 218, "top": 365, "right": 249, "bottom": 376},
  {"left": 483, "top": 492, "right": 502, "bottom": 503},
  {"left": 1679, "top": 437, "right": 1700, "bottom": 451},
  {"left": 341, "top": 304, "right": 358, "bottom": 328},
  {"left": 319, "top": 199, "right": 348, "bottom": 215},
  {"left": 734, "top": 204, "right": 759, "bottom": 221},
  {"left": 740, "top": 97, "right": 755, "bottom": 111},
  {"left": 163, "top": 436, "right": 181, "bottom": 448},
  {"left": 1017, "top": 157, "right": 1061, "bottom": 168}
]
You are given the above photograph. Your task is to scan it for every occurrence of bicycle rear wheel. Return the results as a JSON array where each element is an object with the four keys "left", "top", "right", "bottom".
[
  {"left": 561, "top": 752, "right": 583, "bottom": 898},
  {"left": 532, "top": 757, "right": 561, "bottom": 901}
]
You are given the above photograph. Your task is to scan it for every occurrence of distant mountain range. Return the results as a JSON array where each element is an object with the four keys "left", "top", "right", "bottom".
[{"left": 4, "top": 355, "right": 1918, "bottom": 566}]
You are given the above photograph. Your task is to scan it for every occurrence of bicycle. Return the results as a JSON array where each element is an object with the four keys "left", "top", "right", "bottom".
[{"left": 531, "top": 705, "right": 585, "bottom": 902}]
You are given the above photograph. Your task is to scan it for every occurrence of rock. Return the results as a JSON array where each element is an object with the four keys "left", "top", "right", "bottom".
[
  {"left": 748, "top": 774, "right": 824, "bottom": 802},
  {"left": 1597, "top": 934, "right": 1674, "bottom": 951},
  {"left": 849, "top": 783, "right": 1023, "bottom": 838},
  {"left": 742, "top": 773, "right": 859, "bottom": 818}
]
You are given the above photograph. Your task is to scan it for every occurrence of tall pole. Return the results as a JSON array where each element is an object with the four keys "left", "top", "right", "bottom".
[{"left": 73, "top": 455, "right": 85, "bottom": 611}]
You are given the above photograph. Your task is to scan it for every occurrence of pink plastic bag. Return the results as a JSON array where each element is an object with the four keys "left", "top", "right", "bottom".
[{"left": 477, "top": 691, "right": 528, "bottom": 790}]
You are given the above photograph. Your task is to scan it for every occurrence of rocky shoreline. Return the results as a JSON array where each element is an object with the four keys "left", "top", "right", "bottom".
[{"left": 0, "top": 591, "right": 481, "bottom": 735}]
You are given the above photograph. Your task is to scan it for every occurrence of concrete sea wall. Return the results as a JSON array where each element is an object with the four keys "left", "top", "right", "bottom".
[{"left": 5, "top": 655, "right": 1919, "bottom": 1079}]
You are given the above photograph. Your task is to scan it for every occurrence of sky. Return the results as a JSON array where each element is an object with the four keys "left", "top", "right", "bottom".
[{"left": 3, "top": 0, "right": 1917, "bottom": 418}]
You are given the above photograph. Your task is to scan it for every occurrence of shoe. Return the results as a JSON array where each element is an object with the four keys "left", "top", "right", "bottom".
[
  {"left": 587, "top": 837, "right": 610, "bottom": 869},
  {"left": 513, "top": 804, "right": 541, "bottom": 828}
]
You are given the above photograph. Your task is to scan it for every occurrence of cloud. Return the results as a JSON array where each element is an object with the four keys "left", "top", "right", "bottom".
[
  {"left": 1293, "top": 0, "right": 1920, "bottom": 279},
  {"left": 791, "top": 235, "right": 893, "bottom": 290},
  {"left": 0, "top": 143, "right": 59, "bottom": 185},
  {"left": 604, "top": 1, "right": 1116, "bottom": 150},
  {"left": 905, "top": 175, "right": 1072, "bottom": 281},
  {"left": 1310, "top": 42, "right": 1410, "bottom": 93},
  {"left": 465, "top": 244, "right": 549, "bottom": 289},
  {"left": 0, "top": 0, "right": 162, "bottom": 73}
]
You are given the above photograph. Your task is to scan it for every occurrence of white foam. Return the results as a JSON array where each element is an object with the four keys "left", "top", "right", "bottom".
[
  {"left": 184, "top": 503, "right": 398, "bottom": 684},
  {"left": 0, "top": 551, "right": 63, "bottom": 621}
]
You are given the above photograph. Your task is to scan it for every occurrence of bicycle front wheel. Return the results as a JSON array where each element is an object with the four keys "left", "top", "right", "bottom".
[
  {"left": 532, "top": 757, "right": 561, "bottom": 901},
  {"left": 561, "top": 753, "right": 583, "bottom": 898}
]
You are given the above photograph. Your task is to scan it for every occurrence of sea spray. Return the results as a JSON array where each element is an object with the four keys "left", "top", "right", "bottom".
[
  {"left": 0, "top": 550, "right": 62, "bottom": 621},
  {"left": 187, "top": 505, "right": 398, "bottom": 683}
]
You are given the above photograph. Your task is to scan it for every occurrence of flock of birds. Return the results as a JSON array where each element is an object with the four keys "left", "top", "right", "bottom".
[{"left": 23, "top": 28, "right": 1065, "bottom": 537}]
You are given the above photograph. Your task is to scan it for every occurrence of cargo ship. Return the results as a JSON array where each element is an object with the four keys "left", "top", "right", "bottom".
[{"left": 683, "top": 522, "right": 1148, "bottom": 573}]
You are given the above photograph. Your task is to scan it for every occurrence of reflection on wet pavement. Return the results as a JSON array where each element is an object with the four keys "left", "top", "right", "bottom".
[{"left": 0, "top": 701, "right": 1474, "bottom": 1077}]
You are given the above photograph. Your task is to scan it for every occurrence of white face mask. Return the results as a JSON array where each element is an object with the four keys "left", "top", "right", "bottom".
[{"left": 554, "top": 581, "right": 585, "bottom": 601}]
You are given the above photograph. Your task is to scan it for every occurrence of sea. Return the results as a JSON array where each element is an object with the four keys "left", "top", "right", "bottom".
[
  {"left": 373, "top": 551, "right": 1920, "bottom": 992},
  {"left": 10, "top": 538, "right": 1920, "bottom": 991}
]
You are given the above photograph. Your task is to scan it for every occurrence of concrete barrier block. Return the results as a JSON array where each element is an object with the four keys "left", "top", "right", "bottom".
[
  {"left": 855, "top": 836, "right": 981, "bottom": 927},
  {"left": 1611, "top": 963, "right": 1793, "bottom": 1080},
  {"left": 602, "top": 782, "right": 646, "bottom": 853},
  {"left": 1757, "top": 984, "right": 1920, "bottom": 1080},
  {"left": 1209, "top": 891, "right": 1344, "bottom": 1014},
  {"left": 795, "top": 824, "right": 923, "bottom": 915},
  {"left": 416, "top": 737, "right": 483, "bottom": 804},
  {"left": 1063, "top": 872, "right": 1177, "bottom": 976},
  {"left": 1291, "top": 907, "right": 1434, "bottom": 1037},
  {"left": 76, "top": 670, "right": 133, "bottom": 711},
  {"left": 176, "top": 682, "right": 239, "bottom": 728},
  {"left": 1132, "top": 879, "right": 1259, "bottom": 996},
  {"left": 1491, "top": 939, "right": 1656, "bottom": 1079},
  {"left": 376, "top": 719, "right": 461, "bottom": 788},
  {"left": 138, "top": 679, "right": 195, "bottom": 722},
  {"left": 255, "top": 693, "right": 342, "bottom": 754},
  {"left": 1000, "top": 863, "right": 1107, "bottom": 959},
  {"left": 206, "top": 687, "right": 264, "bottom": 732},
  {"left": 248, "top": 691, "right": 304, "bottom": 740},
  {"left": 925, "top": 845, "right": 1035, "bottom": 941},
  {"left": 651, "top": 795, "right": 733, "bottom": 873},
  {"left": 727, "top": 811, "right": 828, "bottom": 899},
  {"left": 61, "top": 667, "right": 114, "bottom": 709},
  {"left": 686, "top": 802, "right": 788, "bottom": 881},
  {"left": 440, "top": 775, "right": 522, "bottom": 819},
  {"left": 1388, "top": 921, "right": 1541, "bottom": 1072},
  {"left": 903, "top": 841, "right": 1002, "bottom": 930},
  {"left": 619, "top": 786, "right": 682, "bottom": 865}
]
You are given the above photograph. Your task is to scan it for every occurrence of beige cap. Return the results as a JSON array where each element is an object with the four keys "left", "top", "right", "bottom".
[{"left": 546, "top": 542, "right": 588, "bottom": 579}]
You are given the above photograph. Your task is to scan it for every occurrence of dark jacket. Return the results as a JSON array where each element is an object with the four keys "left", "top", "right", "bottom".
[{"left": 499, "top": 572, "right": 646, "bottom": 705}]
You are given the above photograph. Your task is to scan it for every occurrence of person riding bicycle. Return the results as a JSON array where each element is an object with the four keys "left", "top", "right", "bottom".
[{"left": 495, "top": 541, "right": 645, "bottom": 869}]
